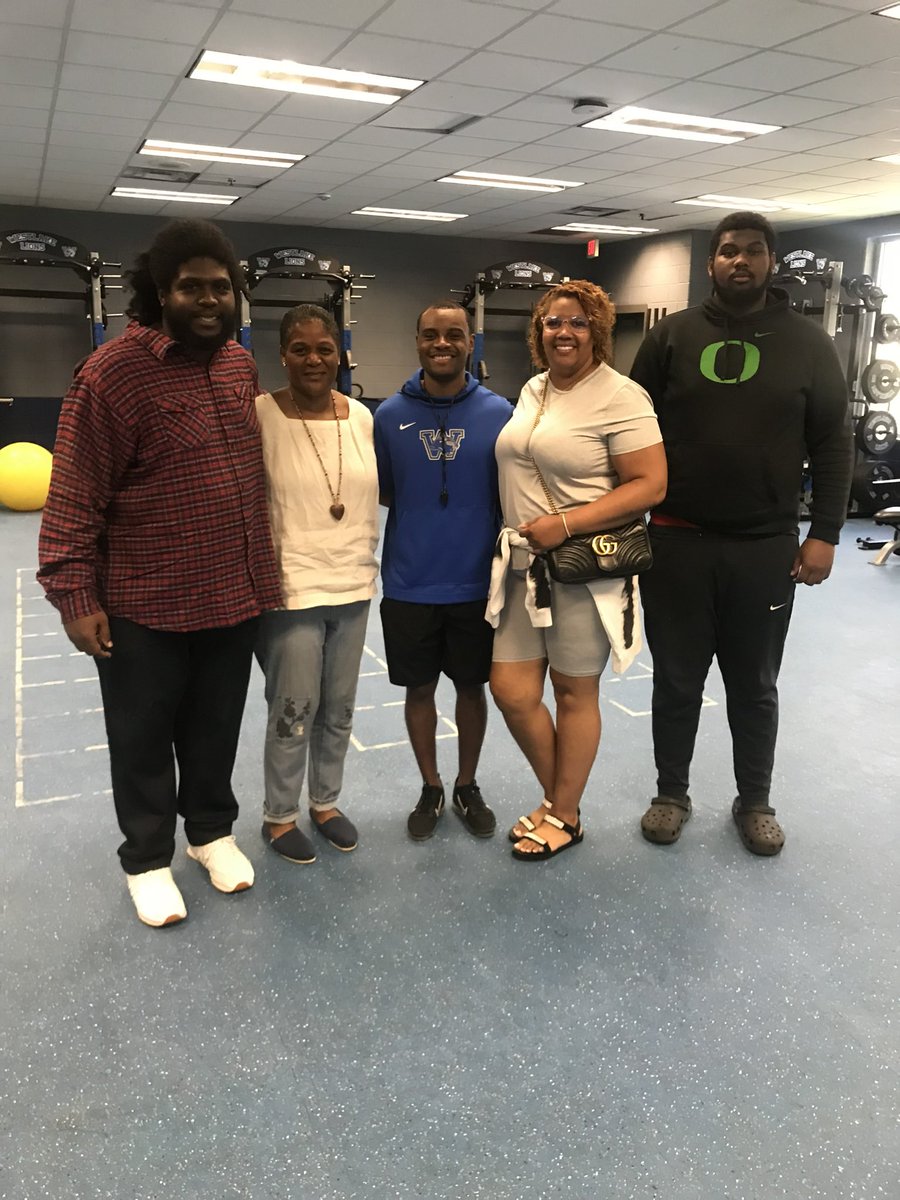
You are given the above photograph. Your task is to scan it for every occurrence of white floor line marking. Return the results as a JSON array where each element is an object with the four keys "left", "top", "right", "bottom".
[
  {"left": 20, "top": 788, "right": 112, "bottom": 808},
  {"left": 22, "top": 653, "right": 63, "bottom": 662},
  {"left": 362, "top": 644, "right": 388, "bottom": 670},
  {"left": 359, "top": 670, "right": 388, "bottom": 678},
  {"left": 21, "top": 631, "right": 60, "bottom": 639},
  {"left": 14, "top": 569, "right": 24, "bottom": 807},
  {"left": 21, "top": 676, "right": 97, "bottom": 688},
  {"left": 22, "top": 706, "right": 104, "bottom": 720}
]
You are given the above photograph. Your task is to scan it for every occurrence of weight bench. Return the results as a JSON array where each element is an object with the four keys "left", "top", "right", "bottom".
[{"left": 871, "top": 503, "right": 900, "bottom": 565}]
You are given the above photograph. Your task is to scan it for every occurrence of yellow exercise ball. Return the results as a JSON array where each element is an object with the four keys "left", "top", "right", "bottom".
[{"left": 0, "top": 442, "right": 54, "bottom": 511}]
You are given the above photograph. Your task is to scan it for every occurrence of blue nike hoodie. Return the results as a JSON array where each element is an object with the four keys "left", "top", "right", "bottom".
[{"left": 374, "top": 371, "right": 513, "bottom": 603}]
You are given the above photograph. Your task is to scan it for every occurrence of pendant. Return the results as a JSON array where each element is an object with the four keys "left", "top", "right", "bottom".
[{"left": 330, "top": 502, "right": 345, "bottom": 521}]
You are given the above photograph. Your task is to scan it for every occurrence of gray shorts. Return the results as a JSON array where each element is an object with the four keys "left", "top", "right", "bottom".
[{"left": 491, "top": 572, "right": 611, "bottom": 677}]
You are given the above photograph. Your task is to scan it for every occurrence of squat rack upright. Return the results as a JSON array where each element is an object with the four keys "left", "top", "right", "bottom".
[{"left": 239, "top": 246, "right": 373, "bottom": 395}]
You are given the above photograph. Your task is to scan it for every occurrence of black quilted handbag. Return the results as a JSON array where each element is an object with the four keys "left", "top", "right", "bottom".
[
  {"left": 527, "top": 377, "right": 653, "bottom": 583},
  {"left": 544, "top": 518, "right": 653, "bottom": 583}
]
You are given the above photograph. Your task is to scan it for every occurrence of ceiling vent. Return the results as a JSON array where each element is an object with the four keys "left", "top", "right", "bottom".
[
  {"left": 122, "top": 164, "right": 199, "bottom": 184},
  {"left": 561, "top": 205, "right": 624, "bottom": 218}
]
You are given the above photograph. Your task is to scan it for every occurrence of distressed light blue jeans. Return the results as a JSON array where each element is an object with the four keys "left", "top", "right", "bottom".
[{"left": 257, "top": 601, "right": 370, "bottom": 824}]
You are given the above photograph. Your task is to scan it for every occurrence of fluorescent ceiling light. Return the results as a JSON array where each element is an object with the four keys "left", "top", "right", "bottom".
[
  {"left": 582, "top": 105, "right": 779, "bottom": 144},
  {"left": 875, "top": 4, "right": 900, "bottom": 18},
  {"left": 352, "top": 206, "right": 467, "bottom": 222},
  {"left": 140, "top": 139, "right": 303, "bottom": 169},
  {"left": 190, "top": 50, "right": 422, "bottom": 105},
  {"left": 111, "top": 186, "right": 238, "bottom": 204},
  {"left": 874, "top": 153, "right": 900, "bottom": 164},
  {"left": 437, "top": 170, "right": 584, "bottom": 194},
  {"left": 677, "top": 194, "right": 784, "bottom": 212},
  {"left": 552, "top": 223, "right": 659, "bottom": 235}
]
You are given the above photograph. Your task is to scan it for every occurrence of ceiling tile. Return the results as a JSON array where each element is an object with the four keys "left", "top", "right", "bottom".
[
  {"left": 749, "top": 127, "right": 857, "bottom": 152},
  {"left": 450, "top": 117, "right": 564, "bottom": 142},
  {"left": 71, "top": 0, "right": 215, "bottom": 43},
  {"left": 328, "top": 32, "right": 472, "bottom": 77},
  {"left": 367, "top": 0, "right": 530, "bottom": 45},
  {"left": 801, "top": 108, "right": 900, "bottom": 135},
  {"left": 0, "top": 108, "right": 49, "bottom": 130},
  {"left": 59, "top": 63, "right": 178, "bottom": 99},
  {"left": 63, "top": 32, "right": 196, "bottom": 73},
  {"left": 152, "top": 102, "right": 257, "bottom": 132},
  {"left": 781, "top": 13, "right": 900, "bottom": 66},
  {"left": 722, "top": 95, "right": 854, "bottom": 123},
  {"left": 0, "top": 0, "right": 70, "bottom": 27},
  {"left": 548, "top": 0, "right": 730, "bottom": 28},
  {"left": 441, "top": 52, "right": 576, "bottom": 91},
  {"left": 0, "top": 54, "right": 58, "bottom": 87},
  {"left": 202, "top": 12, "right": 349, "bottom": 61},
  {"left": 0, "top": 22, "right": 63, "bottom": 59},
  {"left": 792, "top": 69, "right": 900, "bottom": 106},
  {"left": 599, "top": 34, "right": 747, "bottom": 80},
  {"left": 702, "top": 52, "right": 850, "bottom": 91},
  {"left": 404, "top": 83, "right": 528, "bottom": 117},
  {"left": 52, "top": 111, "right": 149, "bottom": 138},
  {"left": 0, "top": 84, "right": 53, "bottom": 110},
  {"left": 227, "top": 0, "right": 385, "bottom": 24},
  {"left": 672, "top": 0, "right": 851, "bottom": 46},
  {"left": 642, "top": 81, "right": 772, "bottom": 116},
  {"left": 489, "top": 16, "right": 648, "bottom": 64},
  {"left": 55, "top": 91, "right": 162, "bottom": 120}
]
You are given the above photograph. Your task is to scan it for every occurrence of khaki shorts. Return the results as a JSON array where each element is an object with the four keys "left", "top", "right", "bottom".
[{"left": 491, "top": 572, "right": 611, "bottom": 678}]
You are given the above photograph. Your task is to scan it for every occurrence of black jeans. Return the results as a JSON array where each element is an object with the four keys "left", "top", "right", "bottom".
[
  {"left": 96, "top": 616, "right": 259, "bottom": 874},
  {"left": 640, "top": 529, "right": 798, "bottom": 807}
]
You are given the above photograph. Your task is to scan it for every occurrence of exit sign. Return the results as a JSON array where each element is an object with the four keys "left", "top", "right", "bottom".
[{"left": 586, "top": 239, "right": 599, "bottom": 258}]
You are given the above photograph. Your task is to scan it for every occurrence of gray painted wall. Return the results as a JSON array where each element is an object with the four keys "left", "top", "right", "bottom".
[{"left": 0, "top": 204, "right": 599, "bottom": 403}]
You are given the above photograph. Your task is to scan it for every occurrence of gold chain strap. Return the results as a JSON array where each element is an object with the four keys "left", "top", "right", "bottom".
[{"left": 527, "top": 376, "right": 560, "bottom": 516}]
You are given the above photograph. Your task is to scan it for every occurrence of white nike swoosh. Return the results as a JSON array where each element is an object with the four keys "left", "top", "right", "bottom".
[
  {"left": 755, "top": 331, "right": 774, "bottom": 338},
  {"left": 400, "top": 421, "right": 415, "bottom": 430},
  {"left": 769, "top": 603, "right": 787, "bottom": 611}
]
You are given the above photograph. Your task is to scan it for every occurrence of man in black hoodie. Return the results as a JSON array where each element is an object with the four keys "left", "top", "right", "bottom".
[{"left": 630, "top": 211, "right": 852, "bottom": 856}]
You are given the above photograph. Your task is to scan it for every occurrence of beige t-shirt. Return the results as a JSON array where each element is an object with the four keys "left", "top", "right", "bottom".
[
  {"left": 496, "top": 362, "right": 661, "bottom": 531},
  {"left": 256, "top": 392, "right": 379, "bottom": 610}
]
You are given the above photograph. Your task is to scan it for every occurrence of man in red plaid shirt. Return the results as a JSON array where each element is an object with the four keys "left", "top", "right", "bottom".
[{"left": 38, "top": 219, "right": 282, "bottom": 928}]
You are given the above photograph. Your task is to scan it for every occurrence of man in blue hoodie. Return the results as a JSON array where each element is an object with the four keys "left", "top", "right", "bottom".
[
  {"left": 630, "top": 212, "right": 853, "bottom": 857},
  {"left": 375, "top": 301, "right": 513, "bottom": 841}
]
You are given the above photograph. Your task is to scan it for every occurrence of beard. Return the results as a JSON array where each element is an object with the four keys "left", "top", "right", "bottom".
[
  {"left": 163, "top": 307, "right": 234, "bottom": 354},
  {"left": 713, "top": 269, "right": 773, "bottom": 311}
]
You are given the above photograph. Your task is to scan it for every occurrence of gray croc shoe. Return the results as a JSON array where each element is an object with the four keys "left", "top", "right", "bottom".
[
  {"left": 731, "top": 798, "right": 784, "bottom": 856},
  {"left": 640, "top": 796, "right": 692, "bottom": 845}
]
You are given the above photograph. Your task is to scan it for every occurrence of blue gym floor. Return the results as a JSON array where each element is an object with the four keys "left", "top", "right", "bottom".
[{"left": 1, "top": 508, "right": 897, "bottom": 1200}]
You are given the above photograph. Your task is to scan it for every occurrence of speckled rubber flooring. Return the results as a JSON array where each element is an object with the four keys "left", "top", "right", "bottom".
[{"left": 1, "top": 509, "right": 897, "bottom": 1200}]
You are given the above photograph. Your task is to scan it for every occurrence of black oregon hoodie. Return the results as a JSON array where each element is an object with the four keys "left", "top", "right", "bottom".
[{"left": 630, "top": 288, "right": 854, "bottom": 543}]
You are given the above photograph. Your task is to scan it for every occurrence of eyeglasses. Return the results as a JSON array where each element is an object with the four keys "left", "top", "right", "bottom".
[{"left": 541, "top": 315, "right": 590, "bottom": 331}]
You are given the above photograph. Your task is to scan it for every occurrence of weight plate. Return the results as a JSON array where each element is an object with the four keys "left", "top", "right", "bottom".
[
  {"left": 850, "top": 458, "right": 896, "bottom": 514},
  {"left": 875, "top": 313, "right": 900, "bottom": 345},
  {"left": 856, "top": 410, "right": 898, "bottom": 456},
  {"left": 861, "top": 359, "right": 900, "bottom": 404}
]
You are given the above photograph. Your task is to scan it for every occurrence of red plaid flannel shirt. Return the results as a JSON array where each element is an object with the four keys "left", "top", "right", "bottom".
[{"left": 38, "top": 322, "right": 283, "bottom": 630}]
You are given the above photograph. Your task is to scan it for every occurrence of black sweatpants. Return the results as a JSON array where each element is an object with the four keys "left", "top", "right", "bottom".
[
  {"left": 640, "top": 528, "right": 798, "bottom": 807},
  {"left": 96, "top": 616, "right": 259, "bottom": 874}
]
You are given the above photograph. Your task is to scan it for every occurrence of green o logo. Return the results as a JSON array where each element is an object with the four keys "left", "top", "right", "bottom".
[{"left": 699, "top": 340, "right": 760, "bottom": 384}]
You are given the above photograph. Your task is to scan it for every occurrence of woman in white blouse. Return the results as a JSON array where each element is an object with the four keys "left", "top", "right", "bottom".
[
  {"left": 256, "top": 304, "right": 379, "bottom": 863},
  {"left": 490, "top": 281, "right": 667, "bottom": 861}
]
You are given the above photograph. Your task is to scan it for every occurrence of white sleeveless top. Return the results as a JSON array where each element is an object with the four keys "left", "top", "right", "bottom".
[{"left": 256, "top": 392, "right": 379, "bottom": 610}]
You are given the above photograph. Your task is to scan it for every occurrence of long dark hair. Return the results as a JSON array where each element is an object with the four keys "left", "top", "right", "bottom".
[{"left": 125, "top": 218, "right": 245, "bottom": 326}]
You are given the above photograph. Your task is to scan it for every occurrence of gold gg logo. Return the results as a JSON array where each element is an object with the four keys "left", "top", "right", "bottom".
[{"left": 591, "top": 534, "right": 619, "bottom": 556}]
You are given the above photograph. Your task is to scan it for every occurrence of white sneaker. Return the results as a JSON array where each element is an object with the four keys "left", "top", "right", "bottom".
[
  {"left": 186, "top": 835, "right": 254, "bottom": 893},
  {"left": 126, "top": 867, "right": 187, "bottom": 928}
]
